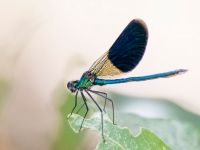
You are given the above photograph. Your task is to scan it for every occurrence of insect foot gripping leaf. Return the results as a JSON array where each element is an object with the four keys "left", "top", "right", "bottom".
[{"left": 67, "top": 113, "right": 170, "bottom": 150}]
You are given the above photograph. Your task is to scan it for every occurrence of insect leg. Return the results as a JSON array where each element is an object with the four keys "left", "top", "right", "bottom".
[
  {"left": 76, "top": 103, "right": 85, "bottom": 114},
  {"left": 67, "top": 90, "right": 79, "bottom": 119},
  {"left": 79, "top": 91, "right": 89, "bottom": 131},
  {"left": 89, "top": 89, "right": 107, "bottom": 112},
  {"left": 88, "top": 89, "right": 116, "bottom": 125},
  {"left": 85, "top": 90, "right": 105, "bottom": 141}
]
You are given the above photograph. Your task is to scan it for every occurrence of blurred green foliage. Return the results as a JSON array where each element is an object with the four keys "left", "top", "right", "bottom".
[
  {"left": 113, "top": 93, "right": 200, "bottom": 150},
  {"left": 53, "top": 88, "right": 200, "bottom": 150},
  {"left": 111, "top": 93, "right": 200, "bottom": 126},
  {"left": 0, "top": 78, "right": 10, "bottom": 110},
  {"left": 68, "top": 113, "right": 170, "bottom": 150},
  {"left": 52, "top": 89, "right": 85, "bottom": 150}
]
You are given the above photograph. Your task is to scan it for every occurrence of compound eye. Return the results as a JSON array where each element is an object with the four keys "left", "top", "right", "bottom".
[
  {"left": 67, "top": 81, "right": 77, "bottom": 93},
  {"left": 67, "top": 82, "right": 71, "bottom": 89}
]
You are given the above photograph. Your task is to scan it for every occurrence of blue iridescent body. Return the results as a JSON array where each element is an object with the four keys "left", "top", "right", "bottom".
[
  {"left": 94, "top": 69, "right": 186, "bottom": 85},
  {"left": 67, "top": 19, "right": 187, "bottom": 140}
]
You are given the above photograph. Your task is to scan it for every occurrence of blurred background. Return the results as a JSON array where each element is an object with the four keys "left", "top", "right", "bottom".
[{"left": 0, "top": 0, "right": 200, "bottom": 150}]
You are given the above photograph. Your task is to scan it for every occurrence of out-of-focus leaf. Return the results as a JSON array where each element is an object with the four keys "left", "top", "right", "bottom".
[
  {"left": 118, "top": 113, "right": 200, "bottom": 150},
  {"left": 68, "top": 113, "right": 170, "bottom": 150},
  {"left": 111, "top": 93, "right": 200, "bottom": 126},
  {"left": 54, "top": 89, "right": 200, "bottom": 150},
  {"left": 52, "top": 89, "right": 85, "bottom": 150},
  {"left": 0, "top": 79, "right": 10, "bottom": 110},
  {"left": 111, "top": 93, "right": 200, "bottom": 150}
]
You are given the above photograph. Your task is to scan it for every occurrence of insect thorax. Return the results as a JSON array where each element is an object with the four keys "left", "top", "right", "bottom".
[{"left": 77, "top": 71, "right": 96, "bottom": 89}]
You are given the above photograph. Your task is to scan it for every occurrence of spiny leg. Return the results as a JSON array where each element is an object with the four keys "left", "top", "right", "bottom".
[
  {"left": 67, "top": 90, "right": 79, "bottom": 119},
  {"left": 76, "top": 103, "right": 85, "bottom": 114},
  {"left": 85, "top": 90, "right": 105, "bottom": 141},
  {"left": 77, "top": 90, "right": 108, "bottom": 114},
  {"left": 79, "top": 91, "right": 89, "bottom": 131},
  {"left": 88, "top": 89, "right": 116, "bottom": 125},
  {"left": 88, "top": 89, "right": 107, "bottom": 112}
]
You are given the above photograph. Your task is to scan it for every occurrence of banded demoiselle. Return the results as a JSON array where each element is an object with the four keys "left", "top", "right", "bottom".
[{"left": 67, "top": 19, "right": 187, "bottom": 140}]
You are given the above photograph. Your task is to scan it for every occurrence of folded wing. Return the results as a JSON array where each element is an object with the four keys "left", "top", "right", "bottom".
[{"left": 89, "top": 19, "right": 148, "bottom": 77}]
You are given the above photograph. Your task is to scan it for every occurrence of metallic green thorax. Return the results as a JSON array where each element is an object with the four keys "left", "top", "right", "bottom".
[
  {"left": 77, "top": 76, "right": 93, "bottom": 89},
  {"left": 76, "top": 71, "right": 96, "bottom": 89}
]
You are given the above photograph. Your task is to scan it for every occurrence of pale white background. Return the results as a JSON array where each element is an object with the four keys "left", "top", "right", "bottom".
[{"left": 0, "top": 0, "right": 199, "bottom": 149}]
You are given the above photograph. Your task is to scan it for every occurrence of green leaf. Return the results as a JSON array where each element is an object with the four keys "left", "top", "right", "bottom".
[
  {"left": 111, "top": 93, "right": 200, "bottom": 150},
  {"left": 54, "top": 90, "right": 200, "bottom": 150},
  {"left": 68, "top": 113, "right": 170, "bottom": 150},
  {"left": 118, "top": 113, "right": 200, "bottom": 150},
  {"left": 52, "top": 91, "right": 85, "bottom": 150}
]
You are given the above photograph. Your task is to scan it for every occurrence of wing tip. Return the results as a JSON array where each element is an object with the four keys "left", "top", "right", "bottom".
[{"left": 130, "top": 18, "right": 148, "bottom": 34}]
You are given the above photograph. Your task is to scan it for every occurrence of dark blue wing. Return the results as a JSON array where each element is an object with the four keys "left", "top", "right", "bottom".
[{"left": 108, "top": 19, "right": 148, "bottom": 72}]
